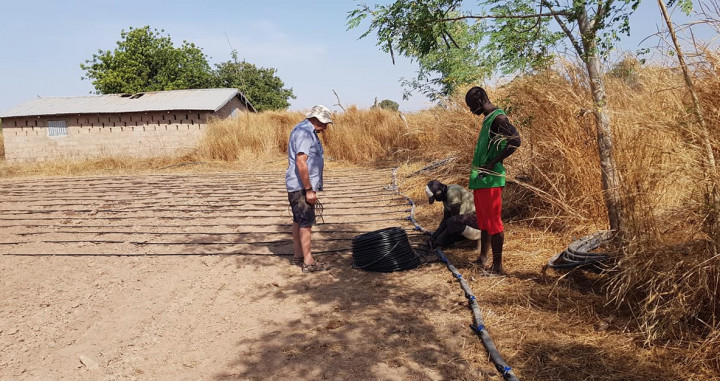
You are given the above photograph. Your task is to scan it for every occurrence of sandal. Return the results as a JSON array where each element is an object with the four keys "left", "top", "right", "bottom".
[
  {"left": 291, "top": 257, "right": 303, "bottom": 266},
  {"left": 302, "top": 260, "right": 329, "bottom": 273}
]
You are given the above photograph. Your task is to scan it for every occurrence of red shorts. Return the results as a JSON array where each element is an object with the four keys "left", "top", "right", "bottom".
[{"left": 473, "top": 188, "right": 503, "bottom": 235}]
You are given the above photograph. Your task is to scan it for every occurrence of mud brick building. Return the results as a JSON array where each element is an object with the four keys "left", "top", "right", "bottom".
[{"left": 0, "top": 88, "right": 255, "bottom": 162}]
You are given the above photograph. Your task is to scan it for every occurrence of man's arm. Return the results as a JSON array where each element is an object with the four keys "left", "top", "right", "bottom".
[
  {"left": 445, "top": 186, "right": 463, "bottom": 218},
  {"left": 447, "top": 202, "right": 462, "bottom": 217},
  {"left": 484, "top": 114, "right": 521, "bottom": 170},
  {"left": 295, "top": 153, "right": 317, "bottom": 204},
  {"left": 443, "top": 208, "right": 452, "bottom": 221}
]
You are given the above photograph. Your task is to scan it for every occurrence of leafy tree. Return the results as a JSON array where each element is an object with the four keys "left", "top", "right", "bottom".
[
  {"left": 81, "top": 27, "right": 296, "bottom": 113},
  {"left": 372, "top": 99, "right": 400, "bottom": 111},
  {"left": 348, "top": 0, "right": 650, "bottom": 237},
  {"left": 215, "top": 51, "right": 296, "bottom": 111},
  {"left": 401, "top": 20, "right": 488, "bottom": 100},
  {"left": 81, "top": 26, "right": 215, "bottom": 94}
]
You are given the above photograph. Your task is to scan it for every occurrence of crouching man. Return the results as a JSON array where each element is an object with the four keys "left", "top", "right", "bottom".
[{"left": 426, "top": 180, "right": 481, "bottom": 248}]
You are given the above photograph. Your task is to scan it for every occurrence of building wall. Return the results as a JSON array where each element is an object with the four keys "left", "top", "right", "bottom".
[
  {"left": 215, "top": 96, "right": 251, "bottom": 119},
  {"left": 2, "top": 110, "right": 214, "bottom": 162}
]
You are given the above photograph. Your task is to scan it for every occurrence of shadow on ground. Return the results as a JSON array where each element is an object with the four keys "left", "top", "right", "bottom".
[{"left": 214, "top": 254, "right": 480, "bottom": 380}]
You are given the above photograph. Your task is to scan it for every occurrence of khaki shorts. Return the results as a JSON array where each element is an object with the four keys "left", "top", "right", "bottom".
[{"left": 288, "top": 190, "right": 315, "bottom": 228}]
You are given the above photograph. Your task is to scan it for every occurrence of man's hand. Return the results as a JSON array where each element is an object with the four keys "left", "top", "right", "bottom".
[
  {"left": 481, "top": 162, "right": 495, "bottom": 173},
  {"left": 479, "top": 162, "right": 496, "bottom": 177},
  {"left": 305, "top": 189, "right": 318, "bottom": 205}
]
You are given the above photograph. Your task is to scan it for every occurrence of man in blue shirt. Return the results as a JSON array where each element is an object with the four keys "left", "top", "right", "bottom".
[{"left": 286, "top": 105, "right": 332, "bottom": 273}]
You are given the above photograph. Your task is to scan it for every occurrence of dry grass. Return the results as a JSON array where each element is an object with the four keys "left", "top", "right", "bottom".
[
  {"left": 603, "top": 53, "right": 720, "bottom": 374},
  {"left": 195, "top": 111, "right": 301, "bottom": 162},
  {"left": 0, "top": 152, "right": 289, "bottom": 179},
  {"left": 0, "top": 154, "right": 189, "bottom": 178},
  {"left": 499, "top": 58, "right": 719, "bottom": 374},
  {"left": 406, "top": 206, "right": 715, "bottom": 380}
]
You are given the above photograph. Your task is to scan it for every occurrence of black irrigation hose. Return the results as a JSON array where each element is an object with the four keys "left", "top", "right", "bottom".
[
  {"left": 392, "top": 168, "right": 519, "bottom": 381},
  {"left": 0, "top": 203, "right": 408, "bottom": 214},
  {"left": 0, "top": 233, "right": 430, "bottom": 246},
  {"left": 351, "top": 226, "right": 432, "bottom": 272},
  {"left": 0, "top": 218, "right": 413, "bottom": 228},
  {"left": 0, "top": 207, "right": 410, "bottom": 216},
  {"left": 5, "top": 248, "right": 352, "bottom": 257},
  {"left": 547, "top": 230, "right": 613, "bottom": 272},
  {"left": 1, "top": 185, "right": 391, "bottom": 195},
  {"left": 391, "top": 169, "right": 432, "bottom": 236},
  {"left": 0, "top": 209, "right": 406, "bottom": 221},
  {"left": 0, "top": 193, "right": 395, "bottom": 203},
  {"left": 16, "top": 229, "right": 419, "bottom": 236},
  {"left": 5, "top": 199, "right": 407, "bottom": 209},
  {"left": 348, "top": 169, "right": 444, "bottom": 273},
  {"left": 435, "top": 249, "right": 519, "bottom": 381}
]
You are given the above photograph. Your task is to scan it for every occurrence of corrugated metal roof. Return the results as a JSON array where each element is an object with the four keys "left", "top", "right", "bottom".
[{"left": 0, "top": 88, "right": 256, "bottom": 118}]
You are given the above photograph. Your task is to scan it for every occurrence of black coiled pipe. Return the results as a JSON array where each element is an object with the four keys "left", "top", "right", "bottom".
[
  {"left": 352, "top": 227, "right": 421, "bottom": 272},
  {"left": 548, "top": 230, "right": 613, "bottom": 272}
]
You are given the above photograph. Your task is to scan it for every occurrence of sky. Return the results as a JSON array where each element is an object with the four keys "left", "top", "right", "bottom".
[{"left": 0, "top": 0, "right": 716, "bottom": 114}]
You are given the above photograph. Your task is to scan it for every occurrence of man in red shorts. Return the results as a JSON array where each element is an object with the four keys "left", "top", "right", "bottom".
[{"left": 465, "top": 87, "right": 522, "bottom": 274}]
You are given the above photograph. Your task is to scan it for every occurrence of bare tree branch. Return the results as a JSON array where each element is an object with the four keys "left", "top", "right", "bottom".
[
  {"left": 432, "top": 11, "right": 572, "bottom": 23},
  {"left": 657, "top": 0, "right": 716, "bottom": 171},
  {"left": 534, "top": 0, "right": 545, "bottom": 40},
  {"left": 512, "top": 0, "right": 547, "bottom": 36},
  {"left": 595, "top": 0, "right": 615, "bottom": 29},
  {"left": 441, "top": 32, "right": 452, "bottom": 48},
  {"left": 332, "top": 89, "right": 347, "bottom": 112},
  {"left": 543, "top": 1, "right": 584, "bottom": 56},
  {"left": 444, "top": 30, "right": 461, "bottom": 48}
]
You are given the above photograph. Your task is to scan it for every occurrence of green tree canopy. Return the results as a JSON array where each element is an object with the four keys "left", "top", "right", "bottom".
[
  {"left": 81, "top": 26, "right": 295, "bottom": 112},
  {"left": 387, "top": 16, "right": 490, "bottom": 100},
  {"left": 399, "top": 20, "right": 488, "bottom": 100},
  {"left": 371, "top": 99, "right": 400, "bottom": 111},
  {"left": 81, "top": 26, "right": 215, "bottom": 94},
  {"left": 215, "top": 51, "right": 296, "bottom": 111}
]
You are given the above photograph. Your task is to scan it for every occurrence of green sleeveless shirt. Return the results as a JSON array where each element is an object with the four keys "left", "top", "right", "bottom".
[{"left": 469, "top": 109, "right": 507, "bottom": 189}]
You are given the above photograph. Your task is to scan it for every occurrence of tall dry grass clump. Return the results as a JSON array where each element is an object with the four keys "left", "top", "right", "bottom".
[
  {"left": 495, "top": 56, "right": 719, "bottom": 373},
  {"left": 603, "top": 54, "right": 720, "bottom": 373},
  {"left": 490, "top": 65, "right": 610, "bottom": 229},
  {"left": 323, "top": 106, "right": 423, "bottom": 163},
  {"left": 195, "top": 105, "right": 479, "bottom": 166},
  {"left": 404, "top": 58, "right": 720, "bottom": 372},
  {"left": 196, "top": 111, "right": 303, "bottom": 162},
  {"left": 196, "top": 107, "right": 425, "bottom": 164}
]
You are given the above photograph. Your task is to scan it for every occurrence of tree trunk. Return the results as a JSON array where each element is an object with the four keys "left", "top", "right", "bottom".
[
  {"left": 578, "top": 10, "right": 625, "bottom": 237},
  {"left": 657, "top": 0, "right": 717, "bottom": 250},
  {"left": 656, "top": 0, "right": 716, "bottom": 171},
  {"left": 586, "top": 55, "right": 624, "bottom": 236}
]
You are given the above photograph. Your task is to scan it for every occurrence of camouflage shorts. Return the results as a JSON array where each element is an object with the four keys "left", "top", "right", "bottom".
[{"left": 288, "top": 190, "right": 315, "bottom": 228}]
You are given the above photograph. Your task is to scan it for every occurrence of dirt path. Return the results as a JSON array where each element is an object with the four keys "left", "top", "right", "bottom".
[{"left": 0, "top": 169, "right": 491, "bottom": 380}]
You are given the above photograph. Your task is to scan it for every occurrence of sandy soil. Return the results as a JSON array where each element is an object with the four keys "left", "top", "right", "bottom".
[{"left": 0, "top": 168, "right": 494, "bottom": 381}]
